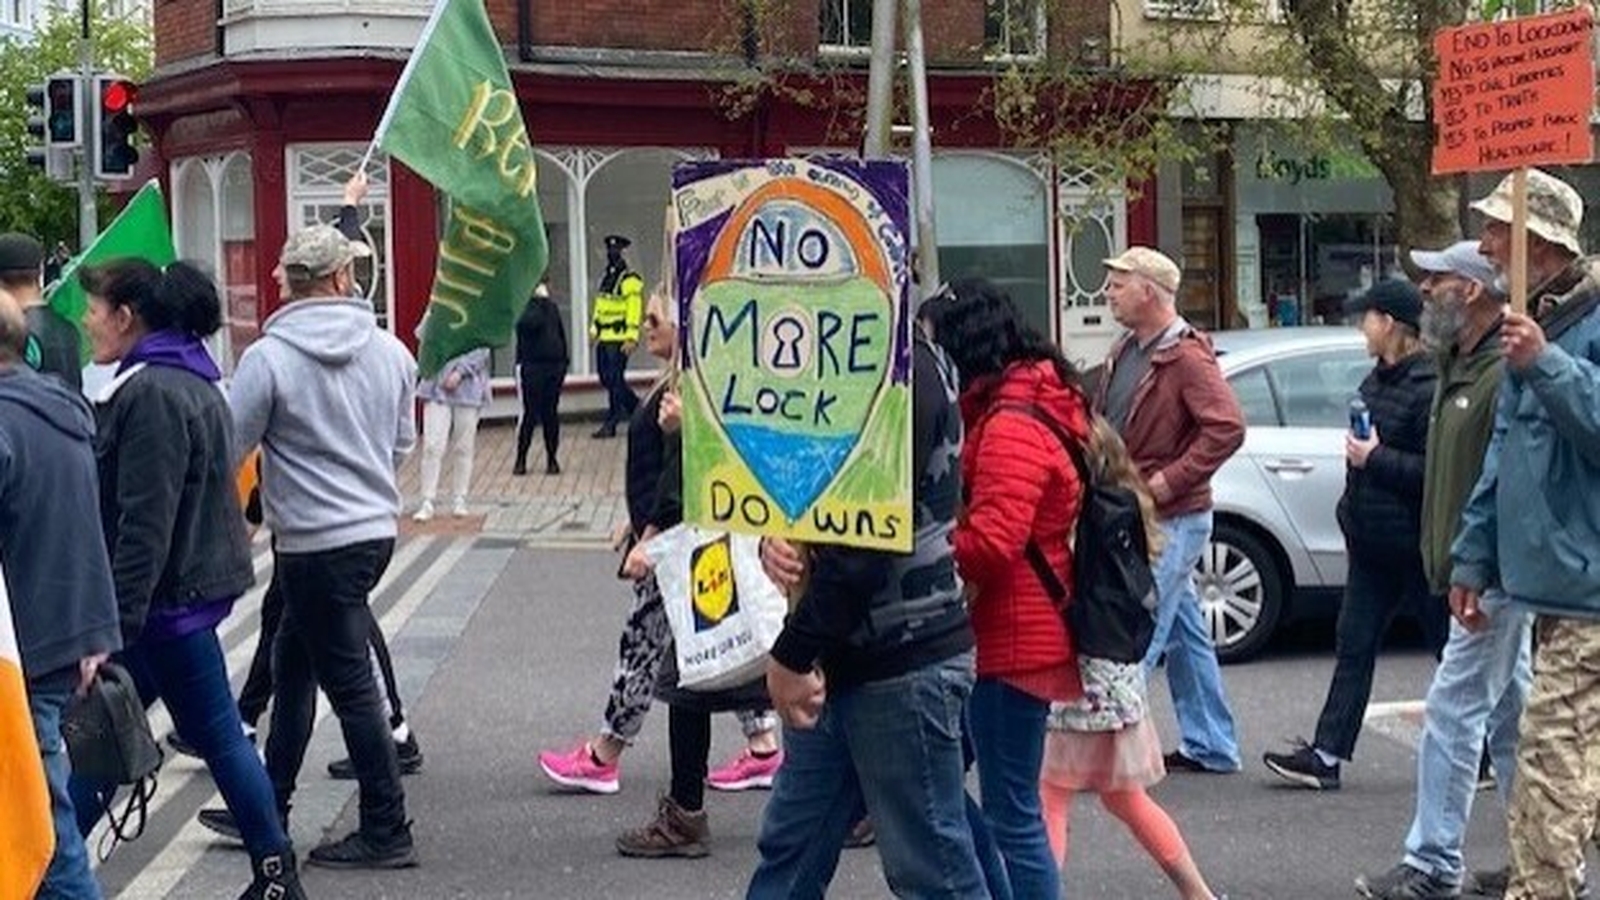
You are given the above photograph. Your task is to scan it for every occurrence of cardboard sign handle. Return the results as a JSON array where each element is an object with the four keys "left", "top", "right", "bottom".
[{"left": 1510, "top": 168, "right": 1528, "bottom": 316}]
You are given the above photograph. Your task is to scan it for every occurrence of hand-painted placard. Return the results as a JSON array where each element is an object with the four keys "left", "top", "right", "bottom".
[
  {"left": 674, "top": 158, "right": 913, "bottom": 552},
  {"left": 1432, "top": 8, "right": 1595, "bottom": 174}
]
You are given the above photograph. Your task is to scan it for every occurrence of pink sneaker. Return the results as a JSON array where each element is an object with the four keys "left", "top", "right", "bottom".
[
  {"left": 707, "top": 748, "right": 784, "bottom": 791},
  {"left": 538, "top": 743, "right": 620, "bottom": 794}
]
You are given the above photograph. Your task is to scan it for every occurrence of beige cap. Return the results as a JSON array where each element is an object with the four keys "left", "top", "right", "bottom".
[
  {"left": 1470, "top": 168, "right": 1584, "bottom": 257},
  {"left": 1103, "top": 246, "right": 1181, "bottom": 294}
]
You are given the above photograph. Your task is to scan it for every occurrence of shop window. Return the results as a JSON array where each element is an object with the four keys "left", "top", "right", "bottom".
[
  {"left": 584, "top": 149, "right": 697, "bottom": 372},
  {"left": 289, "top": 144, "right": 391, "bottom": 330},
  {"left": 985, "top": 0, "right": 1045, "bottom": 59},
  {"left": 820, "top": 0, "right": 872, "bottom": 54},
  {"left": 220, "top": 154, "right": 256, "bottom": 367},
  {"left": 932, "top": 153, "right": 1052, "bottom": 338}
]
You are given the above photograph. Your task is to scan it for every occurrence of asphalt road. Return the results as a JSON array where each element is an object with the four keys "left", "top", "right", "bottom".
[{"left": 97, "top": 540, "right": 1515, "bottom": 900}]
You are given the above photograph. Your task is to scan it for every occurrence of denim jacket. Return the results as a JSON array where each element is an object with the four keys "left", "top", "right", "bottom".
[{"left": 1450, "top": 261, "right": 1600, "bottom": 617}]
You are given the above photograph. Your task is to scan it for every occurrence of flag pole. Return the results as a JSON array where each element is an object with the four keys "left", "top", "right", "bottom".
[{"left": 365, "top": 0, "right": 455, "bottom": 170}]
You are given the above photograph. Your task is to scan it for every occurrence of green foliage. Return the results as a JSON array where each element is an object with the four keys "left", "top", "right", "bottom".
[{"left": 0, "top": 5, "right": 153, "bottom": 248}]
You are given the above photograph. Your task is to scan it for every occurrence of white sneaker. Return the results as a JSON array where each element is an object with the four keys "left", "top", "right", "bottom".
[
  {"left": 451, "top": 497, "right": 469, "bottom": 517},
  {"left": 412, "top": 500, "right": 435, "bottom": 522}
]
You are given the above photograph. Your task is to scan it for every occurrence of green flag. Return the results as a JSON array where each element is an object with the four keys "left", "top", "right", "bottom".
[
  {"left": 374, "top": 0, "right": 548, "bottom": 377},
  {"left": 47, "top": 180, "right": 177, "bottom": 364}
]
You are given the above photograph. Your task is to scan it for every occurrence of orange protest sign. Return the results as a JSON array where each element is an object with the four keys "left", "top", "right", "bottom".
[{"left": 1432, "top": 8, "right": 1595, "bottom": 175}]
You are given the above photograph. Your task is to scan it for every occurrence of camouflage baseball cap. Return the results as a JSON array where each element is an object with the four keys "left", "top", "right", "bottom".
[
  {"left": 1471, "top": 168, "right": 1584, "bottom": 257},
  {"left": 279, "top": 224, "right": 372, "bottom": 279}
]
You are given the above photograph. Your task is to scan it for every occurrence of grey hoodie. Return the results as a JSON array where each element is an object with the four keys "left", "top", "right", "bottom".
[
  {"left": 0, "top": 365, "right": 121, "bottom": 687},
  {"left": 230, "top": 297, "right": 417, "bottom": 554}
]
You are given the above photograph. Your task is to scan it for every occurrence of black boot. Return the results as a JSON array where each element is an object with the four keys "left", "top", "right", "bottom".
[
  {"left": 238, "top": 850, "right": 305, "bottom": 900},
  {"left": 545, "top": 457, "right": 560, "bottom": 475},
  {"left": 512, "top": 459, "right": 528, "bottom": 476}
]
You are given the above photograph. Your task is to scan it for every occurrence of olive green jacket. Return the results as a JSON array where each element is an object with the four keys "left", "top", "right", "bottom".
[{"left": 1420, "top": 320, "right": 1504, "bottom": 594}]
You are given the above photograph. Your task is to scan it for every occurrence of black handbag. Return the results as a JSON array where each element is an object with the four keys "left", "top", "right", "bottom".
[{"left": 61, "top": 662, "right": 163, "bottom": 855}]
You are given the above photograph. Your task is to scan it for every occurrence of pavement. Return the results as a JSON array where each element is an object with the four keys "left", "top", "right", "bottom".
[{"left": 86, "top": 422, "right": 1547, "bottom": 899}]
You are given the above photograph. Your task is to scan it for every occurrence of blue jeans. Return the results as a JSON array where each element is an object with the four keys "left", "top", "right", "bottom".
[
  {"left": 748, "top": 653, "right": 992, "bottom": 900},
  {"left": 69, "top": 627, "right": 289, "bottom": 860},
  {"left": 969, "top": 678, "right": 1056, "bottom": 900},
  {"left": 1403, "top": 589, "right": 1532, "bottom": 884},
  {"left": 1143, "top": 510, "right": 1241, "bottom": 771},
  {"left": 29, "top": 689, "right": 103, "bottom": 899}
]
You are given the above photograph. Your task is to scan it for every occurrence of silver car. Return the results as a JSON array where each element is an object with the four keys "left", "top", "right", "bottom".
[{"left": 1197, "top": 327, "right": 1372, "bottom": 662}]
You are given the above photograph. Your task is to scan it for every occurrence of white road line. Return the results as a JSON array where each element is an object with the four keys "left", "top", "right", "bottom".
[
  {"left": 1364, "top": 699, "right": 1426, "bottom": 721},
  {"left": 103, "top": 537, "right": 460, "bottom": 899}
]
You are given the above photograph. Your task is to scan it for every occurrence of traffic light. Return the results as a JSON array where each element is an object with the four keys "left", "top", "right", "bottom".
[
  {"left": 24, "top": 82, "right": 48, "bottom": 171},
  {"left": 93, "top": 74, "right": 139, "bottom": 180},
  {"left": 44, "top": 76, "right": 81, "bottom": 147}
]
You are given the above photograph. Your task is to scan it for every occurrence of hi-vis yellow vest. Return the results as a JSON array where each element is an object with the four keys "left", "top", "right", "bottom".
[{"left": 590, "top": 271, "right": 644, "bottom": 344}]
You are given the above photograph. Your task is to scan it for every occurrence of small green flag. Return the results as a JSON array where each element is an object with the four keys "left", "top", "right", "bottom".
[
  {"left": 47, "top": 181, "right": 178, "bottom": 364},
  {"left": 374, "top": 0, "right": 548, "bottom": 377}
]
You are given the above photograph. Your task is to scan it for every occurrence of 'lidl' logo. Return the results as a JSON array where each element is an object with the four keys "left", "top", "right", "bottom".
[{"left": 690, "top": 536, "right": 740, "bottom": 632}]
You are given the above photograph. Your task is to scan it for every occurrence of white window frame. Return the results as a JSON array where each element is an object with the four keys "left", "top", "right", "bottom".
[
  {"left": 984, "top": 0, "right": 1048, "bottom": 62},
  {"left": 818, "top": 0, "right": 873, "bottom": 58},
  {"left": 171, "top": 151, "right": 255, "bottom": 373},
  {"left": 286, "top": 142, "right": 395, "bottom": 332}
]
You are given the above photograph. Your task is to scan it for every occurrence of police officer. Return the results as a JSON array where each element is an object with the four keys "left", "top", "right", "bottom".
[{"left": 590, "top": 234, "right": 644, "bottom": 438}]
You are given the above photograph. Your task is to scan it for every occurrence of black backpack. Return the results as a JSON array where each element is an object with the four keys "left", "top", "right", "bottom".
[
  {"left": 1001, "top": 405, "right": 1159, "bottom": 665},
  {"left": 61, "top": 662, "right": 163, "bottom": 857}
]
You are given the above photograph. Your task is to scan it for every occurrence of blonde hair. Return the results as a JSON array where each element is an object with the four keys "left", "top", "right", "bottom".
[
  {"left": 647, "top": 291, "right": 680, "bottom": 396},
  {"left": 1085, "top": 415, "right": 1165, "bottom": 560}
]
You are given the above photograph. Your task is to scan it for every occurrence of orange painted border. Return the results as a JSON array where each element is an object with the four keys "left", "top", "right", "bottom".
[{"left": 701, "top": 178, "right": 892, "bottom": 292}]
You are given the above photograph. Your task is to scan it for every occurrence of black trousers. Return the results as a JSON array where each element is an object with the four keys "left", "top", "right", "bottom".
[
  {"left": 668, "top": 705, "right": 712, "bottom": 813},
  {"left": 595, "top": 343, "right": 638, "bottom": 429},
  {"left": 1313, "top": 548, "right": 1448, "bottom": 760},
  {"left": 237, "top": 546, "right": 405, "bottom": 732},
  {"left": 516, "top": 363, "right": 565, "bottom": 467},
  {"left": 265, "top": 539, "right": 407, "bottom": 837}
]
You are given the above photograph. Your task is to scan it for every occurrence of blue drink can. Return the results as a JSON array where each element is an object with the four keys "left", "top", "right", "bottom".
[{"left": 1349, "top": 398, "right": 1372, "bottom": 440}]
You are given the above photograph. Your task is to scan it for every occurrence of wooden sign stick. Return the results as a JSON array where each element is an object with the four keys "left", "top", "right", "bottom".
[{"left": 1510, "top": 167, "right": 1529, "bottom": 316}]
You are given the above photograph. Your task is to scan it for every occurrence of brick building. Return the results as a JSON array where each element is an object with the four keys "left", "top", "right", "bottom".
[{"left": 142, "top": 0, "right": 1155, "bottom": 399}]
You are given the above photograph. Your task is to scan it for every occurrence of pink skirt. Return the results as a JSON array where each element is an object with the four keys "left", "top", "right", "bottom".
[{"left": 1040, "top": 717, "right": 1165, "bottom": 793}]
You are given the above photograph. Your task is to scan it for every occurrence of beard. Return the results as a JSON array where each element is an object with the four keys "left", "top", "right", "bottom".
[{"left": 1421, "top": 288, "right": 1471, "bottom": 349}]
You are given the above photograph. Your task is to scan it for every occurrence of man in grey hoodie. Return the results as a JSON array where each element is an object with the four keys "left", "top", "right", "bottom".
[
  {"left": 228, "top": 224, "right": 420, "bottom": 869},
  {"left": 0, "top": 288, "right": 120, "bottom": 898}
]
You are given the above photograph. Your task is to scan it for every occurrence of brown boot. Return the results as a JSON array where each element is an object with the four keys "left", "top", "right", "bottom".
[{"left": 615, "top": 795, "right": 710, "bottom": 859}]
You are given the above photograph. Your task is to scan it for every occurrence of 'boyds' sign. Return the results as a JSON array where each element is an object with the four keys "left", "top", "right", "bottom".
[{"left": 675, "top": 159, "right": 914, "bottom": 552}]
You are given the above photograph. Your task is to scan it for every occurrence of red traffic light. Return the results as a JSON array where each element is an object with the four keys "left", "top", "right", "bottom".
[{"left": 101, "top": 79, "right": 135, "bottom": 112}]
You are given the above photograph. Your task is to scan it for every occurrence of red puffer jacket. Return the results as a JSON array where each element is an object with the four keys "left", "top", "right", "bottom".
[{"left": 954, "top": 359, "right": 1089, "bottom": 684}]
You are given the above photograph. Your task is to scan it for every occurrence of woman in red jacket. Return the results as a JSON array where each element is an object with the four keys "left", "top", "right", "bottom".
[{"left": 937, "top": 278, "right": 1089, "bottom": 899}]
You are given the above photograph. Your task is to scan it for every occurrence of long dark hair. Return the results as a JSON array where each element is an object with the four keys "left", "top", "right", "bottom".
[
  {"left": 79, "top": 258, "right": 222, "bottom": 339},
  {"left": 933, "top": 277, "right": 1081, "bottom": 390}
]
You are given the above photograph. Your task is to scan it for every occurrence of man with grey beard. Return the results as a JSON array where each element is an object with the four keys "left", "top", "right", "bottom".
[{"left": 1356, "top": 241, "right": 1532, "bottom": 900}]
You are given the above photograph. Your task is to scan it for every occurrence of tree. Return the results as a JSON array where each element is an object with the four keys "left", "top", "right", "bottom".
[{"left": 0, "top": 7, "right": 153, "bottom": 249}]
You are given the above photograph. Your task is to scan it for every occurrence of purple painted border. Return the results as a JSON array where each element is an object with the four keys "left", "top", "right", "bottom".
[{"left": 671, "top": 158, "right": 911, "bottom": 383}]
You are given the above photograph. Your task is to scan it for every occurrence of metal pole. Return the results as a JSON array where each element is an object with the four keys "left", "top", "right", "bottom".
[
  {"left": 903, "top": 0, "right": 939, "bottom": 290},
  {"left": 862, "top": 0, "right": 896, "bottom": 157},
  {"left": 77, "top": 0, "right": 97, "bottom": 250}
]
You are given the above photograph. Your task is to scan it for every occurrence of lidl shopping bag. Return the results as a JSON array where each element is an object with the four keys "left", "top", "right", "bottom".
[{"left": 646, "top": 525, "right": 787, "bottom": 691}]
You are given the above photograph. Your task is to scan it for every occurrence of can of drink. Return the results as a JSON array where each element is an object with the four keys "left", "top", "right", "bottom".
[{"left": 1349, "top": 398, "right": 1372, "bottom": 440}]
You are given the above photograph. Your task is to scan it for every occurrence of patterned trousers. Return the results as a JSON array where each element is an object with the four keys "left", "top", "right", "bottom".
[
  {"left": 1505, "top": 615, "right": 1600, "bottom": 900},
  {"left": 600, "top": 574, "right": 777, "bottom": 744}
]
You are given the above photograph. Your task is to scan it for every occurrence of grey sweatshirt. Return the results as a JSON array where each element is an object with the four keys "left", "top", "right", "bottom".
[{"left": 230, "top": 296, "right": 417, "bottom": 554}]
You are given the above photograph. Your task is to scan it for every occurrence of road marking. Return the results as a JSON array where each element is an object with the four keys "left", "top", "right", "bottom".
[
  {"left": 104, "top": 537, "right": 465, "bottom": 899},
  {"left": 1364, "top": 699, "right": 1426, "bottom": 721}
]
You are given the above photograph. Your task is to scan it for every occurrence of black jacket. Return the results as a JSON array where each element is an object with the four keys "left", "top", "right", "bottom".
[
  {"left": 24, "top": 304, "right": 82, "bottom": 391},
  {"left": 95, "top": 364, "right": 255, "bottom": 644},
  {"left": 0, "top": 366, "right": 121, "bottom": 688},
  {"left": 1336, "top": 351, "right": 1437, "bottom": 560},
  {"left": 516, "top": 295, "right": 569, "bottom": 368},
  {"left": 768, "top": 338, "right": 975, "bottom": 688},
  {"left": 624, "top": 384, "right": 681, "bottom": 536}
]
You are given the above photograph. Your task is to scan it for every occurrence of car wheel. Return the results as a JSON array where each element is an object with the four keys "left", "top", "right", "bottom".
[{"left": 1193, "top": 521, "right": 1286, "bottom": 664}]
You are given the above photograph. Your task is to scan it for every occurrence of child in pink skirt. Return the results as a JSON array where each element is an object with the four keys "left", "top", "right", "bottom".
[{"left": 1039, "top": 419, "right": 1223, "bottom": 900}]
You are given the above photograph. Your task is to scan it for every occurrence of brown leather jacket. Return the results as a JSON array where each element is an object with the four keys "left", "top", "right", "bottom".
[{"left": 1094, "top": 322, "right": 1245, "bottom": 520}]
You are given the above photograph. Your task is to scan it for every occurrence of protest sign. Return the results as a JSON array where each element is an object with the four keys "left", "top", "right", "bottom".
[
  {"left": 1432, "top": 8, "right": 1595, "bottom": 175},
  {"left": 674, "top": 158, "right": 913, "bottom": 552}
]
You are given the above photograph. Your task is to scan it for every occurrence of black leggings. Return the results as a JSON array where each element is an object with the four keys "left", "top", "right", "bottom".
[
  {"left": 668, "top": 705, "right": 711, "bottom": 813},
  {"left": 237, "top": 548, "right": 406, "bottom": 731},
  {"left": 516, "top": 364, "right": 564, "bottom": 467}
]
